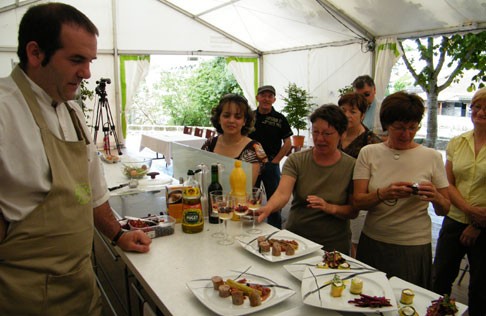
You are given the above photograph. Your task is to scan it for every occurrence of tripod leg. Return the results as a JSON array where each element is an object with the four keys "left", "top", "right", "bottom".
[{"left": 102, "top": 99, "right": 123, "bottom": 155}]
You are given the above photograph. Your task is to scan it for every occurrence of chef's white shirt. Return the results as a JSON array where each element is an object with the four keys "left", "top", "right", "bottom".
[{"left": 0, "top": 70, "right": 110, "bottom": 222}]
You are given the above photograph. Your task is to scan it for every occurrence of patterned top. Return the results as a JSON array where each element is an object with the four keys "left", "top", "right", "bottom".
[
  {"left": 201, "top": 136, "right": 268, "bottom": 172},
  {"left": 339, "top": 127, "right": 382, "bottom": 159}
]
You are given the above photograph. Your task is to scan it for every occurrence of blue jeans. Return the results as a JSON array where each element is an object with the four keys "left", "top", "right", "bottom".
[{"left": 260, "top": 162, "right": 282, "bottom": 229}]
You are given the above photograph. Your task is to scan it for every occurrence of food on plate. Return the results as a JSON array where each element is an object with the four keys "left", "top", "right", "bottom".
[
  {"left": 212, "top": 276, "right": 224, "bottom": 290},
  {"left": 318, "top": 250, "right": 347, "bottom": 269},
  {"left": 425, "top": 294, "right": 458, "bottom": 316},
  {"left": 349, "top": 277, "right": 363, "bottom": 295},
  {"left": 259, "top": 241, "right": 271, "bottom": 253},
  {"left": 218, "top": 284, "right": 231, "bottom": 298},
  {"left": 285, "top": 245, "right": 295, "bottom": 256},
  {"left": 103, "top": 153, "right": 120, "bottom": 163},
  {"left": 272, "top": 242, "right": 282, "bottom": 256},
  {"left": 211, "top": 276, "right": 271, "bottom": 307},
  {"left": 231, "top": 290, "right": 244, "bottom": 305},
  {"left": 348, "top": 294, "right": 392, "bottom": 308},
  {"left": 400, "top": 288, "right": 415, "bottom": 305},
  {"left": 257, "top": 236, "right": 299, "bottom": 256},
  {"left": 338, "top": 262, "right": 351, "bottom": 270},
  {"left": 249, "top": 290, "right": 262, "bottom": 307},
  {"left": 330, "top": 274, "right": 345, "bottom": 297},
  {"left": 399, "top": 305, "right": 419, "bottom": 316}
]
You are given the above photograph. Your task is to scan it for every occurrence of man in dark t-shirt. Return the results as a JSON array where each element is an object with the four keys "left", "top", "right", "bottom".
[{"left": 249, "top": 85, "right": 293, "bottom": 228}]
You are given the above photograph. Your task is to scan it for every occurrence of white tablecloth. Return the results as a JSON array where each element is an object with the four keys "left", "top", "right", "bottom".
[{"left": 139, "top": 132, "right": 206, "bottom": 165}]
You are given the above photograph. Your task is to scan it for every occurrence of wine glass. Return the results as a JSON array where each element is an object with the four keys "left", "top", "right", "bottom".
[
  {"left": 246, "top": 187, "right": 263, "bottom": 234},
  {"left": 215, "top": 194, "right": 234, "bottom": 246},
  {"left": 209, "top": 190, "right": 224, "bottom": 238},
  {"left": 232, "top": 195, "right": 249, "bottom": 239}
]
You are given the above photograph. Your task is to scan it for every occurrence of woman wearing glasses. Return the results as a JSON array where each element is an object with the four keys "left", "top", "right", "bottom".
[
  {"left": 353, "top": 91, "right": 450, "bottom": 288},
  {"left": 432, "top": 88, "right": 486, "bottom": 316},
  {"left": 202, "top": 93, "right": 267, "bottom": 186},
  {"left": 257, "top": 105, "right": 358, "bottom": 253}
]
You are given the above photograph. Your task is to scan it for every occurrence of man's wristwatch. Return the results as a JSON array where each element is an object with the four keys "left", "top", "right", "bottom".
[{"left": 111, "top": 228, "right": 126, "bottom": 246}]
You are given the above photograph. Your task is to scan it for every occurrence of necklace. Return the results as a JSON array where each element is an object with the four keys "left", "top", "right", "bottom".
[{"left": 385, "top": 142, "right": 401, "bottom": 160}]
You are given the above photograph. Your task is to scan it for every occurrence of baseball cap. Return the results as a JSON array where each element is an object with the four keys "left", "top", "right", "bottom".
[{"left": 257, "top": 85, "right": 276, "bottom": 95}]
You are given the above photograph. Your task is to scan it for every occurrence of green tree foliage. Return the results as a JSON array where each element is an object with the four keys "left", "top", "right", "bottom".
[
  {"left": 130, "top": 57, "right": 242, "bottom": 127},
  {"left": 399, "top": 32, "right": 486, "bottom": 148}
]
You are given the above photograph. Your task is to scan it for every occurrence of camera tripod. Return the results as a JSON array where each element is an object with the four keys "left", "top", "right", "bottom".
[{"left": 92, "top": 79, "right": 123, "bottom": 155}]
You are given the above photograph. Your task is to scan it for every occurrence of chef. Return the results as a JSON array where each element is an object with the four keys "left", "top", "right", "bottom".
[{"left": 0, "top": 3, "right": 151, "bottom": 315}]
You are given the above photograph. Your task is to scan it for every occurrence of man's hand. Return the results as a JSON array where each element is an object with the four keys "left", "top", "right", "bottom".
[
  {"left": 459, "top": 225, "right": 481, "bottom": 247},
  {"left": 117, "top": 230, "right": 151, "bottom": 253}
]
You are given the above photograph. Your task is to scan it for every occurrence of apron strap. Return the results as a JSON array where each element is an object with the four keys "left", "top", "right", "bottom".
[
  {"left": 11, "top": 65, "right": 49, "bottom": 130},
  {"left": 65, "top": 103, "right": 90, "bottom": 145},
  {"left": 11, "top": 65, "right": 90, "bottom": 145}
]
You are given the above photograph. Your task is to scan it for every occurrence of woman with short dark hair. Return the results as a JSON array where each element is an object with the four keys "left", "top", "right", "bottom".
[
  {"left": 352, "top": 91, "right": 450, "bottom": 288},
  {"left": 338, "top": 92, "right": 382, "bottom": 257},
  {"left": 257, "top": 104, "right": 358, "bottom": 253},
  {"left": 202, "top": 93, "right": 267, "bottom": 185}
]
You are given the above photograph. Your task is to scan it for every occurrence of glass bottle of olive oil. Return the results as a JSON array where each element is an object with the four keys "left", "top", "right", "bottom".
[{"left": 182, "top": 170, "right": 204, "bottom": 233}]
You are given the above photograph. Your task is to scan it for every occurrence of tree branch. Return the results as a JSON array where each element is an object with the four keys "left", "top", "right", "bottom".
[{"left": 399, "top": 40, "right": 424, "bottom": 90}]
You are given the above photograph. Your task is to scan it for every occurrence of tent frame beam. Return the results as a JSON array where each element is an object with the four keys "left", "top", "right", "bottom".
[{"left": 156, "top": 0, "right": 262, "bottom": 56}]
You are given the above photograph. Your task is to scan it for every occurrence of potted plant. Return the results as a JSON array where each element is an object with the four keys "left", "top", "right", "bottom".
[{"left": 281, "top": 82, "right": 316, "bottom": 147}]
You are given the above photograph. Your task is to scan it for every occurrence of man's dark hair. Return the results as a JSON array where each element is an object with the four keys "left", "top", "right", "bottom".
[
  {"left": 210, "top": 93, "right": 255, "bottom": 135},
  {"left": 310, "top": 104, "right": 348, "bottom": 135},
  {"left": 352, "top": 75, "right": 375, "bottom": 89},
  {"left": 17, "top": 3, "right": 99, "bottom": 69}
]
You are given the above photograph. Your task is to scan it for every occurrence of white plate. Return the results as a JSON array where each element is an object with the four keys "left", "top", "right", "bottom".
[
  {"left": 284, "top": 253, "right": 375, "bottom": 280},
  {"left": 301, "top": 267, "right": 397, "bottom": 313},
  {"left": 385, "top": 277, "right": 468, "bottom": 316},
  {"left": 237, "top": 230, "right": 322, "bottom": 263},
  {"left": 187, "top": 269, "right": 296, "bottom": 316}
]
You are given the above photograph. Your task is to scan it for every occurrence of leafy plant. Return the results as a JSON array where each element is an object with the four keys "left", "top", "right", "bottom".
[
  {"left": 281, "top": 83, "right": 316, "bottom": 136},
  {"left": 76, "top": 79, "right": 95, "bottom": 126},
  {"left": 338, "top": 85, "right": 353, "bottom": 96}
]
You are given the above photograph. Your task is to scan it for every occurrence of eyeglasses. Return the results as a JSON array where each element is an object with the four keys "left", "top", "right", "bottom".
[
  {"left": 471, "top": 104, "right": 486, "bottom": 113},
  {"left": 363, "top": 92, "right": 371, "bottom": 97},
  {"left": 312, "top": 131, "right": 337, "bottom": 138},
  {"left": 388, "top": 124, "right": 421, "bottom": 133}
]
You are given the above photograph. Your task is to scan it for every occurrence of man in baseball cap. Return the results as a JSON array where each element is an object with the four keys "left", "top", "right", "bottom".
[{"left": 249, "top": 85, "right": 293, "bottom": 229}]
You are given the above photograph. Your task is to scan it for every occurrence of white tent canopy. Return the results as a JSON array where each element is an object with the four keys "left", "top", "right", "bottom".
[{"left": 1, "top": 0, "right": 485, "bottom": 142}]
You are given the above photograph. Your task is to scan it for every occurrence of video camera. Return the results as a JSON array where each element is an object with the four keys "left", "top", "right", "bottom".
[{"left": 95, "top": 78, "right": 111, "bottom": 97}]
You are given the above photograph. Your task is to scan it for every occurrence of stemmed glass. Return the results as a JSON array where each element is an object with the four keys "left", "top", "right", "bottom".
[
  {"left": 247, "top": 187, "right": 263, "bottom": 234},
  {"left": 233, "top": 195, "right": 249, "bottom": 239},
  {"left": 215, "top": 194, "right": 234, "bottom": 246},
  {"left": 209, "top": 191, "right": 225, "bottom": 238}
]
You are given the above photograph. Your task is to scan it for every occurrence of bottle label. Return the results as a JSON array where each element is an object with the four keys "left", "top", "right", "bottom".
[
  {"left": 183, "top": 209, "right": 202, "bottom": 224},
  {"left": 183, "top": 187, "right": 200, "bottom": 198}
]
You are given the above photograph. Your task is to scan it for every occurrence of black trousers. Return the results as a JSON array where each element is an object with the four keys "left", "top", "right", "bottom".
[{"left": 432, "top": 217, "right": 486, "bottom": 316}]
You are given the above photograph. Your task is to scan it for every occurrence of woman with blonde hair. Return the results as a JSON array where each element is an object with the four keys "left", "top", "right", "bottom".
[{"left": 432, "top": 87, "right": 486, "bottom": 315}]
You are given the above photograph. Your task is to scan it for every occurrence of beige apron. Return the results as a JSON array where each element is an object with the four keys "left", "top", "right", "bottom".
[{"left": 0, "top": 66, "right": 102, "bottom": 315}]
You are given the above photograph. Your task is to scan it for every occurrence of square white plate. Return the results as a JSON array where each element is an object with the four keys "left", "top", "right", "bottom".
[
  {"left": 385, "top": 277, "right": 468, "bottom": 316},
  {"left": 187, "top": 268, "right": 296, "bottom": 316},
  {"left": 301, "top": 267, "right": 397, "bottom": 313},
  {"left": 284, "top": 253, "right": 375, "bottom": 280},
  {"left": 237, "top": 229, "right": 322, "bottom": 263}
]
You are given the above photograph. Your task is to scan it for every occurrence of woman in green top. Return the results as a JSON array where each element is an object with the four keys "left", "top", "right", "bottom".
[{"left": 257, "top": 105, "right": 357, "bottom": 253}]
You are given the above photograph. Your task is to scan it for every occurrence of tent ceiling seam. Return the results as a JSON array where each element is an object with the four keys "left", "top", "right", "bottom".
[
  {"left": 157, "top": 0, "right": 262, "bottom": 56},
  {"left": 315, "top": 0, "right": 374, "bottom": 41}
]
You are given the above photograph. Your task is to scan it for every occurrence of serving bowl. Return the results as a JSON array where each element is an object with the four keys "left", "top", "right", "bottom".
[{"left": 122, "top": 158, "right": 152, "bottom": 179}]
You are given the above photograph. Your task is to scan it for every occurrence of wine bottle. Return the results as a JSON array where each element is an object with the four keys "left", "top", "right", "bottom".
[{"left": 208, "top": 164, "right": 223, "bottom": 224}]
